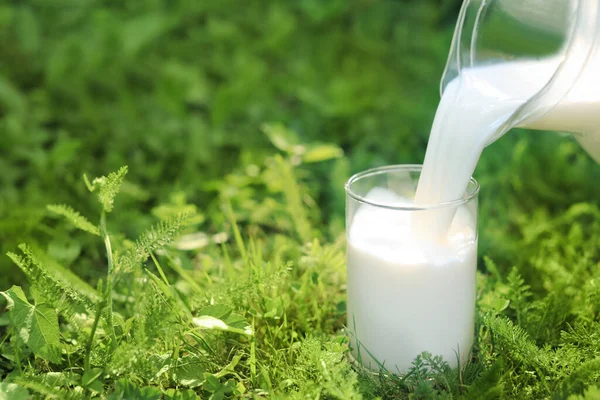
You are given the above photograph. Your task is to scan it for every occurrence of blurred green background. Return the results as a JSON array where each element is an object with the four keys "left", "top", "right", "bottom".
[{"left": 1, "top": 0, "right": 599, "bottom": 287}]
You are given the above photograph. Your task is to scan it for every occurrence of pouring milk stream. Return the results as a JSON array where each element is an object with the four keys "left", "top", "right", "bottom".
[
  {"left": 346, "top": 0, "right": 600, "bottom": 373},
  {"left": 415, "top": 0, "right": 600, "bottom": 238}
]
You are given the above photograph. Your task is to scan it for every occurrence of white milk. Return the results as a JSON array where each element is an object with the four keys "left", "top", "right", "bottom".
[
  {"left": 346, "top": 188, "right": 477, "bottom": 373},
  {"left": 416, "top": 54, "right": 600, "bottom": 237},
  {"left": 527, "top": 45, "right": 600, "bottom": 162},
  {"left": 414, "top": 59, "right": 556, "bottom": 237}
]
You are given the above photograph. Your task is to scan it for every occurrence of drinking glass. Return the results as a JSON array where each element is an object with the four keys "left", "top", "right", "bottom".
[{"left": 345, "top": 165, "right": 479, "bottom": 374}]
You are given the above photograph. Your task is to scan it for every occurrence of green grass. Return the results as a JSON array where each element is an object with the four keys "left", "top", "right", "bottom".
[{"left": 2, "top": 0, "right": 600, "bottom": 398}]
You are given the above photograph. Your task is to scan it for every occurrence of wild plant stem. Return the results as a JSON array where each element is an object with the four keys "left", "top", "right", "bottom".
[
  {"left": 100, "top": 211, "right": 117, "bottom": 349},
  {"left": 84, "top": 300, "right": 104, "bottom": 373}
]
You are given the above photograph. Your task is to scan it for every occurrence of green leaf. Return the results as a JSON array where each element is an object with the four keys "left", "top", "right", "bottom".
[
  {"left": 118, "top": 213, "right": 191, "bottom": 273},
  {"left": 0, "top": 286, "right": 62, "bottom": 363},
  {"left": 108, "top": 379, "right": 162, "bottom": 400},
  {"left": 122, "top": 14, "right": 174, "bottom": 57},
  {"left": 151, "top": 192, "right": 205, "bottom": 225},
  {"left": 37, "top": 371, "right": 81, "bottom": 389},
  {"left": 15, "top": 7, "right": 39, "bottom": 54},
  {"left": 0, "top": 77, "right": 25, "bottom": 114},
  {"left": 47, "top": 204, "right": 100, "bottom": 236},
  {"left": 7, "top": 244, "right": 97, "bottom": 316},
  {"left": 174, "top": 355, "right": 206, "bottom": 388},
  {"left": 203, "top": 375, "right": 237, "bottom": 398},
  {"left": 0, "top": 382, "right": 30, "bottom": 400},
  {"left": 491, "top": 298, "right": 511, "bottom": 313},
  {"left": 568, "top": 385, "right": 600, "bottom": 400},
  {"left": 82, "top": 368, "right": 103, "bottom": 393},
  {"left": 302, "top": 144, "right": 344, "bottom": 163},
  {"left": 262, "top": 123, "right": 299, "bottom": 154},
  {"left": 84, "top": 166, "right": 128, "bottom": 213},
  {"left": 47, "top": 239, "right": 82, "bottom": 264},
  {"left": 164, "top": 389, "right": 201, "bottom": 400},
  {"left": 192, "top": 307, "right": 253, "bottom": 336},
  {"left": 197, "top": 304, "right": 250, "bottom": 330},
  {"left": 192, "top": 316, "right": 245, "bottom": 335}
]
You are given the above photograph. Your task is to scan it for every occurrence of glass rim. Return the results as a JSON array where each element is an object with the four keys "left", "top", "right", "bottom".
[{"left": 345, "top": 164, "right": 480, "bottom": 211}]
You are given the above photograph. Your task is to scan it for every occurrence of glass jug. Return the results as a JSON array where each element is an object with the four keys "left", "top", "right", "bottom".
[{"left": 443, "top": 0, "right": 600, "bottom": 162}]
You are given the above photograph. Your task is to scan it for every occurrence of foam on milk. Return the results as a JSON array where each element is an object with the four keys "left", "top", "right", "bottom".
[{"left": 346, "top": 187, "right": 477, "bottom": 372}]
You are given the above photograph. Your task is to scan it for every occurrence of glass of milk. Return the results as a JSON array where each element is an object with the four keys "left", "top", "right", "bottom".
[{"left": 345, "top": 165, "right": 479, "bottom": 374}]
